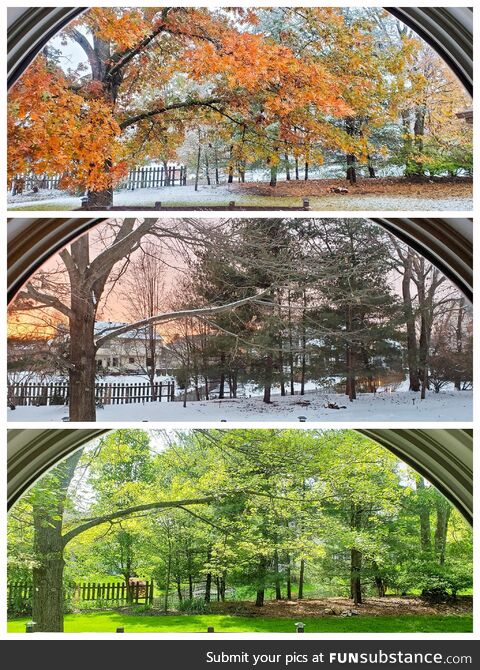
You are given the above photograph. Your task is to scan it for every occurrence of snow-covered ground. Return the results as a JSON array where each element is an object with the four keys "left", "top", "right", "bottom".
[
  {"left": 8, "top": 389, "right": 472, "bottom": 423},
  {"left": 7, "top": 184, "right": 472, "bottom": 211}
]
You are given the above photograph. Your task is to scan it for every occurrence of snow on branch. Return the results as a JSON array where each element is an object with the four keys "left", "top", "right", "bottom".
[{"left": 94, "top": 290, "right": 270, "bottom": 348}]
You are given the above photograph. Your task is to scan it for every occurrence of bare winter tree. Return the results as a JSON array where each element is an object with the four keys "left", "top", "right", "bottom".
[
  {"left": 121, "top": 241, "right": 168, "bottom": 399},
  {"left": 16, "top": 218, "right": 266, "bottom": 421}
]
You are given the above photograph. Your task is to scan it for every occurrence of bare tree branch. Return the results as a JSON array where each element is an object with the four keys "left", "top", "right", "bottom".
[{"left": 94, "top": 291, "right": 269, "bottom": 347}]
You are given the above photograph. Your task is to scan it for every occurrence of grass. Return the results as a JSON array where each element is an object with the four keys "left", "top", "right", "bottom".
[
  {"left": 9, "top": 193, "right": 472, "bottom": 212},
  {"left": 7, "top": 613, "right": 473, "bottom": 634}
]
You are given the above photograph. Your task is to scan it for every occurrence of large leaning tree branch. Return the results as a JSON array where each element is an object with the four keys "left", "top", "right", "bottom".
[
  {"left": 61, "top": 494, "right": 222, "bottom": 546},
  {"left": 119, "top": 98, "right": 225, "bottom": 130},
  {"left": 94, "top": 291, "right": 270, "bottom": 348}
]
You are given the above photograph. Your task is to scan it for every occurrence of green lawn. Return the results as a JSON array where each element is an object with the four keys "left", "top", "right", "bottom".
[{"left": 7, "top": 613, "right": 472, "bottom": 633}]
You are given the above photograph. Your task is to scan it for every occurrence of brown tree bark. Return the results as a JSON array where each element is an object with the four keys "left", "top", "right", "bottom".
[
  {"left": 402, "top": 249, "right": 420, "bottom": 391},
  {"left": 274, "top": 549, "right": 282, "bottom": 600},
  {"left": 417, "top": 476, "right": 432, "bottom": 551},
  {"left": 255, "top": 556, "right": 267, "bottom": 607},
  {"left": 263, "top": 353, "right": 273, "bottom": 404},
  {"left": 350, "top": 505, "right": 363, "bottom": 605},
  {"left": 455, "top": 297, "right": 466, "bottom": 390},
  {"left": 434, "top": 497, "right": 451, "bottom": 565},
  {"left": 298, "top": 559, "right": 305, "bottom": 600},
  {"left": 284, "top": 153, "right": 291, "bottom": 180},
  {"left": 32, "top": 450, "right": 83, "bottom": 632}
]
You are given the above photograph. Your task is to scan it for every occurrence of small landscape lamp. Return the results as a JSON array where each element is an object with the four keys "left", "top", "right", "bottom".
[
  {"left": 295, "top": 622, "right": 305, "bottom": 633},
  {"left": 298, "top": 415, "right": 307, "bottom": 423},
  {"left": 116, "top": 627, "right": 124, "bottom": 633},
  {"left": 207, "top": 626, "right": 215, "bottom": 633},
  {"left": 303, "top": 198, "right": 310, "bottom": 210},
  {"left": 25, "top": 621, "right": 36, "bottom": 633}
]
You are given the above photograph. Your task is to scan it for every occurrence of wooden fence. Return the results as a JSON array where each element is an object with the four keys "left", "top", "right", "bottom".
[
  {"left": 8, "top": 380, "right": 175, "bottom": 407},
  {"left": 10, "top": 166, "right": 187, "bottom": 193},
  {"left": 8, "top": 580, "right": 154, "bottom": 608},
  {"left": 119, "top": 165, "right": 187, "bottom": 189},
  {"left": 10, "top": 173, "right": 62, "bottom": 192}
]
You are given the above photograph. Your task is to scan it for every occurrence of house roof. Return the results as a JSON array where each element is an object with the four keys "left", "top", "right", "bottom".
[{"left": 94, "top": 321, "right": 163, "bottom": 341}]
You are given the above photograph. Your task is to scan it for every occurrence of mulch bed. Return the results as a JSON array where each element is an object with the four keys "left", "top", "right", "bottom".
[
  {"left": 113, "top": 596, "right": 472, "bottom": 618},
  {"left": 207, "top": 596, "right": 472, "bottom": 618},
  {"left": 230, "top": 177, "right": 472, "bottom": 199}
]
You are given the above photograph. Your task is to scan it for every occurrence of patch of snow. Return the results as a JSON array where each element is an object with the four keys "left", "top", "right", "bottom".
[
  {"left": 7, "top": 184, "right": 472, "bottom": 211},
  {"left": 8, "top": 389, "right": 472, "bottom": 423}
]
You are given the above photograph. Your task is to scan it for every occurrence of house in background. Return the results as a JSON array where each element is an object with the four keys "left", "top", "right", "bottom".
[{"left": 94, "top": 322, "right": 176, "bottom": 375}]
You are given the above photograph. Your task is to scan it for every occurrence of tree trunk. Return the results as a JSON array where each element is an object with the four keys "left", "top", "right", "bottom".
[
  {"left": 298, "top": 559, "right": 305, "bottom": 600},
  {"left": 220, "top": 573, "right": 226, "bottom": 602},
  {"left": 412, "top": 104, "right": 426, "bottom": 176},
  {"left": 350, "top": 549, "right": 362, "bottom": 605},
  {"left": 270, "top": 159, "right": 278, "bottom": 187},
  {"left": 274, "top": 550, "right": 282, "bottom": 600},
  {"left": 350, "top": 504, "right": 363, "bottom": 605},
  {"left": 434, "top": 498, "right": 451, "bottom": 565},
  {"left": 85, "top": 187, "right": 113, "bottom": 208},
  {"left": 286, "top": 556, "right": 292, "bottom": 600},
  {"left": 345, "top": 307, "right": 356, "bottom": 401},
  {"left": 188, "top": 574, "right": 193, "bottom": 600},
  {"left": 255, "top": 588, "right": 265, "bottom": 607},
  {"left": 219, "top": 354, "right": 226, "bottom": 400},
  {"left": 304, "top": 160, "right": 309, "bottom": 181},
  {"left": 417, "top": 261, "right": 430, "bottom": 400},
  {"left": 284, "top": 153, "right": 291, "bottom": 180},
  {"left": 163, "top": 160, "right": 170, "bottom": 186},
  {"left": 214, "top": 147, "right": 220, "bottom": 185},
  {"left": 194, "top": 140, "right": 201, "bottom": 192},
  {"left": 300, "top": 290, "right": 307, "bottom": 395},
  {"left": 32, "top": 524, "right": 66, "bottom": 632},
  {"left": 176, "top": 577, "right": 183, "bottom": 603},
  {"left": 228, "top": 146, "right": 234, "bottom": 183},
  {"left": 68, "top": 235, "right": 98, "bottom": 422},
  {"left": 346, "top": 154, "right": 357, "bottom": 184},
  {"left": 163, "top": 552, "right": 171, "bottom": 613},
  {"left": 205, "top": 151, "right": 211, "bottom": 186},
  {"left": 32, "top": 450, "right": 82, "bottom": 631},
  {"left": 205, "top": 572, "right": 212, "bottom": 603},
  {"left": 263, "top": 354, "right": 273, "bottom": 403},
  {"left": 295, "top": 156, "right": 300, "bottom": 180},
  {"left": 205, "top": 549, "right": 212, "bottom": 603},
  {"left": 288, "top": 291, "right": 295, "bottom": 395},
  {"left": 372, "top": 562, "right": 386, "bottom": 597},
  {"left": 402, "top": 250, "right": 420, "bottom": 391},
  {"left": 278, "top": 301, "right": 286, "bottom": 396},
  {"left": 256, "top": 556, "right": 267, "bottom": 606},
  {"left": 367, "top": 155, "right": 376, "bottom": 178},
  {"left": 417, "top": 476, "right": 432, "bottom": 551},
  {"left": 345, "top": 118, "right": 357, "bottom": 184},
  {"left": 455, "top": 297, "right": 465, "bottom": 390}
]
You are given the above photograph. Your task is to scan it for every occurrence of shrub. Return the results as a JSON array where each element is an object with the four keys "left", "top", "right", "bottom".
[
  {"left": 177, "top": 598, "right": 210, "bottom": 614},
  {"left": 8, "top": 592, "right": 32, "bottom": 617}
]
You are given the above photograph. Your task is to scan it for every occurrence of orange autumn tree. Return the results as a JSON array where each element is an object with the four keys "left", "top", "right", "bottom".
[{"left": 8, "top": 6, "right": 371, "bottom": 204}]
